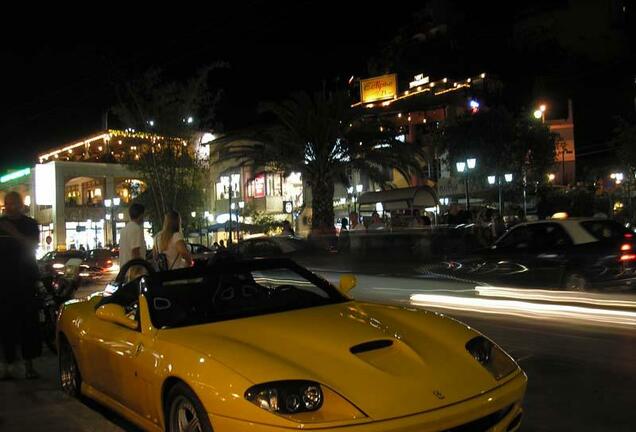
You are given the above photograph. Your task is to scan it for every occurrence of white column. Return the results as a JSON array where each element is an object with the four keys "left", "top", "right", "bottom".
[{"left": 53, "top": 168, "right": 66, "bottom": 249}]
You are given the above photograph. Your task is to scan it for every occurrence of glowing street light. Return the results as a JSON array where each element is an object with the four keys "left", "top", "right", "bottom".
[
  {"left": 547, "top": 173, "right": 556, "bottom": 182},
  {"left": 534, "top": 104, "right": 547, "bottom": 123},
  {"left": 488, "top": 174, "right": 513, "bottom": 213},
  {"left": 611, "top": 172, "right": 624, "bottom": 185},
  {"left": 456, "top": 158, "right": 477, "bottom": 210}
]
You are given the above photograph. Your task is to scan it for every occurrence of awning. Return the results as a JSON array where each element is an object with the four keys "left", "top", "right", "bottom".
[
  {"left": 358, "top": 186, "right": 439, "bottom": 212},
  {"left": 207, "top": 222, "right": 263, "bottom": 233}
]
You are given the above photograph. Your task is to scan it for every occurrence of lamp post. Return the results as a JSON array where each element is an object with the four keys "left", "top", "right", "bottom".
[
  {"left": 610, "top": 172, "right": 625, "bottom": 217},
  {"left": 224, "top": 183, "right": 234, "bottom": 245},
  {"left": 104, "top": 197, "right": 121, "bottom": 246},
  {"left": 456, "top": 158, "right": 476, "bottom": 210},
  {"left": 487, "top": 173, "right": 513, "bottom": 213},
  {"left": 238, "top": 201, "right": 244, "bottom": 242},
  {"left": 190, "top": 211, "right": 199, "bottom": 243},
  {"left": 204, "top": 211, "right": 210, "bottom": 246}
]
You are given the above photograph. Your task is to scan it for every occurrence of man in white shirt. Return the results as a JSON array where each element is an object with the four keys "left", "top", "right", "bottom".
[{"left": 118, "top": 203, "right": 146, "bottom": 268}]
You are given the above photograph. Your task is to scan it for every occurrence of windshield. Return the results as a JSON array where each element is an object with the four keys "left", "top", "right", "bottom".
[{"left": 147, "top": 262, "right": 346, "bottom": 329}]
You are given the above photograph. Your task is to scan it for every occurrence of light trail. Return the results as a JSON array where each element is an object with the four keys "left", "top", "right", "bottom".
[{"left": 410, "top": 294, "right": 636, "bottom": 327}]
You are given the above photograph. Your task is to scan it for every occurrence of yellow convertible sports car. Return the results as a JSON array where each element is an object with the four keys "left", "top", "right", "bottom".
[{"left": 57, "top": 257, "right": 527, "bottom": 432}]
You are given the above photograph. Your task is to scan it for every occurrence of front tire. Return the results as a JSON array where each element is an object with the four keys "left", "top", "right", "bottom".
[
  {"left": 59, "top": 338, "right": 81, "bottom": 398},
  {"left": 563, "top": 272, "right": 589, "bottom": 291},
  {"left": 167, "top": 383, "right": 213, "bottom": 432}
]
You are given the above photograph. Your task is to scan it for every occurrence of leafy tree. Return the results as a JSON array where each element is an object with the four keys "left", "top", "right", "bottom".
[
  {"left": 112, "top": 66, "right": 225, "bottom": 228},
  {"left": 215, "top": 91, "right": 426, "bottom": 232},
  {"left": 440, "top": 107, "right": 557, "bottom": 184}
]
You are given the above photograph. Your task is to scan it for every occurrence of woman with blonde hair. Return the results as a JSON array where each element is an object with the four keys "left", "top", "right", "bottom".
[{"left": 153, "top": 210, "right": 193, "bottom": 270}]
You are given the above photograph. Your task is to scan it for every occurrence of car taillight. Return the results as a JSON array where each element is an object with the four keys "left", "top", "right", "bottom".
[
  {"left": 620, "top": 243, "right": 632, "bottom": 252},
  {"left": 625, "top": 233, "right": 634, "bottom": 239},
  {"left": 106, "top": 260, "right": 112, "bottom": 265},
  {"left": 619, "top": 254, "right": 636, "bottom": 262}
]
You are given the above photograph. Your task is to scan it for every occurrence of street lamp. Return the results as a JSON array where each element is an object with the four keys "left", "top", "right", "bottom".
[
  {"left": 237, "top": 201, "right": 245, "bottom": 241},
  {"left": 104, "top": 197, "right": 121, "bottom": 245},
  {"left": 610, "top": 172, "right": 624, "bottom": 185},
  {"left": 487, "top": 174, "right": 513, "bottom": 213},
  {"left": 355, "top": 185, "right": 363, "bottom": 213},
  {"left": 547, "top": 173, "right": 556, "bottom": 182},
  {"left": 456, "top": 158, "right": 477, "bottom": 210},
  {"left": 534, "top": 104, "right": 547, "bottom": 123},
  {"left": 610, "top": 172, "right": 626, "bottom": 217}
]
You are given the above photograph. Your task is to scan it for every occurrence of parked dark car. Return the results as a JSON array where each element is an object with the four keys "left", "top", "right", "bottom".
[
  {"left": 84, "top": 248, "right": 118, "bottom": 272},
  {"left": 237, "top": 236, "right": 336, "bottom": 266},
  {"left": 38, "top": 250, "right": 87, "bottom": 278},
  {"left": 187, "top": 243, "right": 215, "bottom": 261},
  {"left": 443, "top": 218, "right": 636, "bottom": 291}
]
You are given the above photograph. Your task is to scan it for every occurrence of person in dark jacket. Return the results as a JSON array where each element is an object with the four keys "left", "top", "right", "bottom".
[{"left": 0, "top": 192, "right": 41, "bottom": 379}]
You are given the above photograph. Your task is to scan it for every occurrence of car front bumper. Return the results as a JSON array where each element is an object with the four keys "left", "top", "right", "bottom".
[{"left": 210, "top": 371, "right": 527, "bottom": 432}]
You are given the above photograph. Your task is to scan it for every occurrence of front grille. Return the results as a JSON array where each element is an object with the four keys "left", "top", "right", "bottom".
[{"left": 443, "top": 404, "right": 514, "bottom": 432}]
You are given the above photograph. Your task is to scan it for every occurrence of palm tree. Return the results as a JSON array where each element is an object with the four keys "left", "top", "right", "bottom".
[{"left": 215, "top": 91, "right": 426, "bottom": 233}]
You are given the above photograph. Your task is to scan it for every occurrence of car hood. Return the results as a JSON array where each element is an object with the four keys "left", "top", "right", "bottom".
[{"left": 160, "top": 301, "right": 513, "bottom": 420}]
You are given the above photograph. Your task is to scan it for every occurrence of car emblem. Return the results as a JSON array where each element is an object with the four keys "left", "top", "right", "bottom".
[{"left": 432, "top": 390, "right": 445, "bottom": 400}]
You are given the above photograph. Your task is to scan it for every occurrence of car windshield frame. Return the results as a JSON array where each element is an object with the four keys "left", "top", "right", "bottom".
[{"left": 144, "top": 259, "right": 349, "bottom": 329}]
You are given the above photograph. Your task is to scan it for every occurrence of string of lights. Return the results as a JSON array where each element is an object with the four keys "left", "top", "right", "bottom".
[{"left": 352, "top": 73, "right": 486, "bottom": 108}]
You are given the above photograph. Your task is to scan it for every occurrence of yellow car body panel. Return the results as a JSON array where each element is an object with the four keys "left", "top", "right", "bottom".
[{"left": 58, "top": 290, "right": 527, "bottom": 431}]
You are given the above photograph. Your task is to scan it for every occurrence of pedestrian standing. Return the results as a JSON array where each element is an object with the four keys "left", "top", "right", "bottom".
[
  {"left": 153, "top": 210, "right": 193, "bottom": 270},
  {"left": 0, "top": 192, "right": 41, "bottom": 379},
  {"left": 338, "top": 217, "right": 350, "bottom": 252},
  {"left": 118, "top": 203, "right": 146, "bottom": 268},
  {"left": 118, "top": 204, "right": 146, "bottom": 281}
]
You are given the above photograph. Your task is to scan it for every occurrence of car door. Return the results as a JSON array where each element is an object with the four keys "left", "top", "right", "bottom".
[
  {"left": 82, "top": 283, "right": 145, "bottom": 411},
  {"left": 525, "top": 223, "right": 572, "bottom": 287},
  {"left": 487, "top": 225, "right": 535, "bottom": 285}
]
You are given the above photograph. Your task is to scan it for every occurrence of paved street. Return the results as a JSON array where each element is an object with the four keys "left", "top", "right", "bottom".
[{"left": 3, "top": 273, "right": 636, "bottom": 431}]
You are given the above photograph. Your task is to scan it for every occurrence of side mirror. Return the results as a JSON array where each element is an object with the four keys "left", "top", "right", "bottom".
[
  {"left": 339, "top": 274, "right": 357, "bottom": 294},
  {"left": 96, "top": 304, "right": 138, "bottom": 330}
]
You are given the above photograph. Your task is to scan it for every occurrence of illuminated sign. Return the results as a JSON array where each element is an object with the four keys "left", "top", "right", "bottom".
[
  {"left": 409, "top": 74, "right": 429, "bottom": 88},
  {"left": 0, "top": 167, "right": 30, "bottom": 183},
  {"left": 360, "top": 74, "right": 397, "bottom": 103},
  {"left": 254, "top": 174, "right": 265, "bottom": 198}
]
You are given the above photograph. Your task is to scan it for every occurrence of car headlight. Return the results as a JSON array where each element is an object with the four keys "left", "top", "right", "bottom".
[
  {"left": 245, "top": 381, "right": 323, "bottom": 414},
  {"left": 52, "top": 263, "right": 65, "bottom": 269},
  {"left": 466, "top": 336, "right": 517, "bottom": 380}
]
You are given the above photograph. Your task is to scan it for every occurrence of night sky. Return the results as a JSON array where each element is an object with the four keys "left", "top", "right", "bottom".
[
  {"left": 0, "top": 2, "right": 410, "bottom": 172},
  {"left": 1, "top": 1, "right": 634, "bottom": 175}
]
